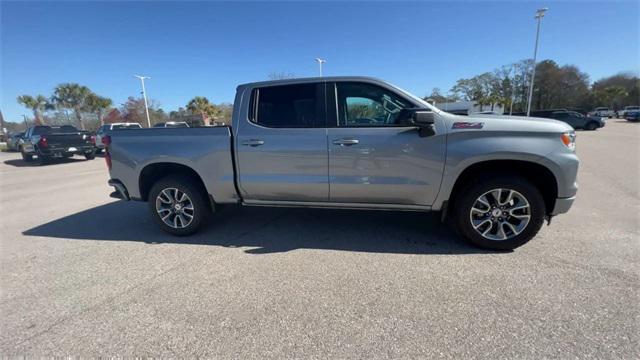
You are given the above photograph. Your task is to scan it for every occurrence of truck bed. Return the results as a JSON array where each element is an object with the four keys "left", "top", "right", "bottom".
[{"left": 108, "top": 127, "right": 238, "bottom": 203}]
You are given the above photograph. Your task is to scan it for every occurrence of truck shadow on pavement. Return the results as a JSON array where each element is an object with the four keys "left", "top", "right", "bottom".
[
  {"left": 23, "top": 201, "right": 501, "bottom": 255},
  {"left": 3, "top": 157, "right": 88, "bottom": 167}
]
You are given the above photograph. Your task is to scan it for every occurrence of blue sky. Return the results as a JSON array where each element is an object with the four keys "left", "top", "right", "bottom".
[{"left": 2, "top": 1, "right": 639, "bottom": 122}]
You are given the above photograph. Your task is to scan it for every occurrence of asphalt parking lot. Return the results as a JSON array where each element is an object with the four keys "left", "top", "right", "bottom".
[{"left": 0, "top": 120, "right": 638, "bottom": 357}]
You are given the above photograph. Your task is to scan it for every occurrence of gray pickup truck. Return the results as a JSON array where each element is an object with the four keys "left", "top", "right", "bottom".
[{"left": 105, "top": 77, "right": 579, "bottom": 250}]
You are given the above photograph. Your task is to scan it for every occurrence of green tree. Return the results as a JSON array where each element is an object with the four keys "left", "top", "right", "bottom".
[
  {"left": 593, "top": 73, "right": 639, "bottom": 109},
  {"left": 86, "top": 94, "right": 113, "bottom": 126},
  {"left": 52, "top": 83, "right": 93, "bottom": 130},
  {"left": 187, "top": 96, "right": 219, "bottom": 126},
  {"left": 16, "top": 95, "right": 52, "bottom": 125},
  {"left": 595, "top": 86, "right": 628, "bottom": 109}
]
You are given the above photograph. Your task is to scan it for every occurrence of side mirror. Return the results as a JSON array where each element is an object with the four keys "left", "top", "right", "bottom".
[{"left": 412, "top": 110, "right": 435, "bottom": 126}]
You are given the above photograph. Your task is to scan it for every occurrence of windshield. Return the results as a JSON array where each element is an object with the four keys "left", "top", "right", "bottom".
[
  {"left": 569, "top": 111, "right": 584, "bottom": 117},
  {"left": 385, "top": 83, "right": 439, "bottom": 112}
]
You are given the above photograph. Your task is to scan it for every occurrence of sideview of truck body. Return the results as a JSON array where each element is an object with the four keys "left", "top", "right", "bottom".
[{"left": 106, "top": 77, "right": 579, "bottom": 250}]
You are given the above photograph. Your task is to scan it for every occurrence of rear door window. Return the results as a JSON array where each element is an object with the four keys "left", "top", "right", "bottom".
[{"left": 250, "top": 83, "right": 324, "bottom": 128}]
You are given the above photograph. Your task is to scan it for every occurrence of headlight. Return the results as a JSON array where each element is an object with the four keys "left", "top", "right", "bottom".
[{"left": 561, "top": 131, "right": 576, "bottom": 151}]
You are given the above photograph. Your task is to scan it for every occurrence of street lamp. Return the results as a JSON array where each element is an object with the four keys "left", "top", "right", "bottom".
[
  {"left": 526, "top": 7, "right": 548, "bottom": 117},
  {"left": 315, "top": 58, "right": 326, "bottom": 77},
  {"left": 134, "top": 75, "right": 152, "bottom": 127}
]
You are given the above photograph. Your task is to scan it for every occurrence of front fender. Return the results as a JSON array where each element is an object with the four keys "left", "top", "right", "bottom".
[{"left": 432, "top": 130, "right": 578, "bottom": 210}]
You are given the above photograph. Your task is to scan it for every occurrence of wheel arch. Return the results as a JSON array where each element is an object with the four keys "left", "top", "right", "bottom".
[
  {"left": 446, "top": 159, "right": 558, "bottom": 216},
  {"left": 138, "top": 162, "right": 211, "bottom": 206}
]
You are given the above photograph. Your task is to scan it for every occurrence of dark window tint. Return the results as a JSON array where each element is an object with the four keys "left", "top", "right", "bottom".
[
  {"left": 336, "top": 82, "right": 413, "bottom": 127},
  {"left": 252, "top": 84, "right": 320, "bottom": 128},
  {"left": 58, "top": 125, "right": 79, "bottom": 132},
  {"left": 32, "top": 126, "right": 52, "bottom": 135}
]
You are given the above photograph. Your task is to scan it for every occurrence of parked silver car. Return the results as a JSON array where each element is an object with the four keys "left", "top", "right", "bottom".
[
  {"left": 104, "top": 77, "right": 579, "bottom": 250},
  {"left": 6, "top": 132, "right": 24, "bottom": 151}
]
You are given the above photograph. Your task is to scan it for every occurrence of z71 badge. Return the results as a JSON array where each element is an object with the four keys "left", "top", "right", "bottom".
[{"left": 452, "top": 122, "right": 484, "bottom": 129}]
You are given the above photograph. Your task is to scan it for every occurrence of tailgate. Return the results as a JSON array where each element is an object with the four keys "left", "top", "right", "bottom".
[{"left": 46, "top": 133, "right": 92, "bottom": 149}]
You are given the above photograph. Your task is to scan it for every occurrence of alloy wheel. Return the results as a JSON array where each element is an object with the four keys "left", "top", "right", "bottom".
[
  {"left": 469, "top": 188, "right": 531, "bottom": 241},
  {"left": 155, "top": 187, "right": 195, "bottom": 229}
]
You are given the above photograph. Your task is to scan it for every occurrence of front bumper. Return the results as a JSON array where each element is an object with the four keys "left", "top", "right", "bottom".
[{"left": 550, "top": 196, "right": 576, "bottom": 215}]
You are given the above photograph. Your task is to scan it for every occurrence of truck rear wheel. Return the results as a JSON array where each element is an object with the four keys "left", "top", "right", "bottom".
[
  {"left": 453, "top": 175, "right": 545, "bottom": 250},
  {"left": 148, "top": 175, "right": 210, "bottom": 236}
]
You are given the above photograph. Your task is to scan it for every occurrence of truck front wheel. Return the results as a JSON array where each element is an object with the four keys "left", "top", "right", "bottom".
[
  {"left": 453, "top": 176, "right": 546, "bottom": 250},
  {"left": 148, "top": 175, "right": 210, "bottom": 236}
]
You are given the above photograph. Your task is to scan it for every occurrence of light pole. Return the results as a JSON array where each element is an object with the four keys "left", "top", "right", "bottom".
[
  {"left": 134, "top": 75, "right": 152, "bottom": 127},
  {"left": 526, "top": 7, "right": 548, "bottom": 117},
  {"left": 22, "top": 114, "right": 29, "bottom": 128},
  {"left": 315, "top": 58, "right": 326, "bottom": 77}
]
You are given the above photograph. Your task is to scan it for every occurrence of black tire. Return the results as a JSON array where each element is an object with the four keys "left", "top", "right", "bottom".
[
  {"left": 585, "top": 122, "right": 598, "bottom": 131},
  {"left": 452, "top": 175, "right": 546, "bottom": 250},
  {"left": 84, "top": 152, "right": 95, "bottom": 160},
  {"left": 148, "top": 174, "right": 211, "bottom": 236},
  {"left": 21, "top": 149, "right": 33, "bottom": 162}
]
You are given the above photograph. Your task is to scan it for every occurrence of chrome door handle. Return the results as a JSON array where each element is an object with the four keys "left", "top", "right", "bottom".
[
  {"left": 241, "top": 139, "right": 265, "bottom": 147},
  {"left": 332, "top": 138, "right": 359, "bottom": 146}
]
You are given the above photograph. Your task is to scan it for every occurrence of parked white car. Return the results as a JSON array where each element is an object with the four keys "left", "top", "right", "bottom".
[
  {"left": 95, "top": 123, "right": 142, "bottom": 152},
  {"left": 588, "top": 107, "right": 615, "bottom": 118}
]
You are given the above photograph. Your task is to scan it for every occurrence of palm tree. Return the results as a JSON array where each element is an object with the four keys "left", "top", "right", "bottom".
[
  {"left": 187, "top": 96, "right": 219, "bottom": 126},
  {"left": 86, "top": 94, "right": 113, "bottom": 125},
  {"left": 16, "top": 95, "right": 52, "bottom": 125},
  {"left": 52, "top": 83, "right": 92, "bottom": 130}
]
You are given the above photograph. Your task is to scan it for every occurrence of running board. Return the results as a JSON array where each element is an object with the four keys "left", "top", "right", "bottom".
[{"left": 242, "top": 199, "right": 431, "bottom": 212}]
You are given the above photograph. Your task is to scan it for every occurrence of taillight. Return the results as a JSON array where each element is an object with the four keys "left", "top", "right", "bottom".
[{"left": 38, "top": 136, "right": 48, "bottom": 148}]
